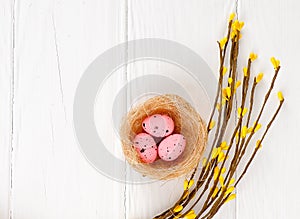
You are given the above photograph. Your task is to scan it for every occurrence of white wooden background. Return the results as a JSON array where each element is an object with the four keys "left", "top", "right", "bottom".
[{"left": 1, "top": 0, "right": 299, "bottom": 218}]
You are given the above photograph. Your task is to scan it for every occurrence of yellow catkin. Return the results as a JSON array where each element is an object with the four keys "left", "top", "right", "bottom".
[
  {"left": 219, "top": 37, "right": 228, "bottom": 50},
  {"left": 256, "top": 73, "right": 264, "bottom": 83},
  {"left": 222, "top": 66, "right": 228, "bottom": 76},
  {"left": 256, "top": 140, "right": 262, "bottom": 149},
  {"left": 225, "top": 186, "right": 235, "bottom": 196},
  {"left": 254, "top": 124, "right": 262, "bottom": 132},
  {"left": 271, "top": 57, "right": 280, "bottom": 69},
  {"left": 202, "top": 158, "right": 207, "bottom": 167},
  {"left": 243, "top": 67, "right": 248, "bottom": 76},
  {"left": 229, "top": 13, "right": 235, "bottom": 21},
  {"left": 214, "top": 166, "right": 220, "bottom": 180},
  {"left": 183, "top": 179, "right": 189, "bottom": 190},
  {"left": 249, "top": 52, "right": 258, "bottom": 61},
  {"left": 209, "top": 120, "right": 216, "bottom": 130},
  {"left": 173, "top": 205, "right": 183, "bottom": 213},
  {"left": 277, "top": 91, "right": 284, "bottom": 101},
  {"left": 212, "top": 187, "right": 219, "bottom": 197},
  {"left": 225, "top": 194, "right": 236, "bottom": 203},
  {"left": 241, "top": 126, "right": 248, "bottom": 138},
  {"left": 188, "top": 179, "right": 194, "bottom": 189}
]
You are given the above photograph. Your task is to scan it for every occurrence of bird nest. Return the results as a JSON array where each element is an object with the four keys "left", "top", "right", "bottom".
[{"left": 120, "top": 94, "right": 207, "bottom": 180}]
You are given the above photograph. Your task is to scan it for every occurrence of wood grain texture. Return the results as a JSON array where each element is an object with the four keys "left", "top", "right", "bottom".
[
  {"left": 126, "top": 1, "right": 237, "bottom": 218},
  {"left": 236, "top": 0, "right": 300, "bottom": 218},
  {"left": 0, "top": 1, "right": 13, "bottom": 219},
  {"left": 1, "top": 0, "right": 299, "bottom": 219},
  {"left": 10, "top": 0, "right": 126, "bottom": 218}
]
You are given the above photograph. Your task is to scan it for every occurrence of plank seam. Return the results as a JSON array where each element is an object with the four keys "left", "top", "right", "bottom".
[
  {"left": 235, "top": 0, "right": 239, "bottom": 18},
  {"left": 235, "top": 1, "right": 239, "bottom": 219},
  {"left": 124, "top": 0, "right": 129, "bottom": 219},
  {"left": 52, "top": 9, "right": 67, "bottom": 122},
  {"left": 9, "top": 0, "right": 16, "bottom": 218}
]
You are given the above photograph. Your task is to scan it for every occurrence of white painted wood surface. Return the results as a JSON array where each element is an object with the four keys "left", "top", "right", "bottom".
[
  {"left": 0, "top": 1, "right": 13, "bottom": 219},
  {"left": 1, "top": 0, "right": 299, "bottom": 219}
]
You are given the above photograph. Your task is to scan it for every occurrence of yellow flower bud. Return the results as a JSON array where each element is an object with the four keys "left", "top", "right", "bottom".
[
  {"left": 247, "top": 127, "right": 253, "bottom": 133},
  {"left": 182, "top": 190, "right": 189, "bottom": 199},
  {"left": 234, "top": 80, "right": 241, "bottom": 90},
  {"left": 220, "top": 141, "right": 229, "bottom": 150},
  {"left": 183, "top": 179, "right": 189, "bottom": 190},
  {"left": 221, "top": 167, "right": 226, "bottom": 174},
  {"left": 217, "top": 151, "right": 225, "bottom": 163},
  {"left": 277, "top": 91, "right": 284, "bottom": 101},
  {"left": 254, "top": 123, "right": 262, "bottom": 132},
  {"left": 238, "top": 107, "right": 242, "bottom": 116},
  {"left": 229, "top": 13, "right": 235, "bottom": 21},
  {"left": 209, "top": 120, "right": 215, "bottom": 130},
  {"left": 230, "top": 30, "right": 237, "bottom": 39},
  {"left": 270, "top": 57, "right": 280, "bottom": 69},
  {"left": 173, "top": 205, "right": 183, "bottom": 213},
  {"left": 238, "top": 107, "right": 248, "bottom": 117},
  {"left": 184, "top": 210, "right": 196, "bottom": 219},
  {"left": 219, "top": 37, "right": 228, "bottom": 50},
  {"left": 249, "top": 52, "right": 258, "bottom": 61},
  {"left": 243, "top": 67, "right": 248, "bottom": 77},
  {"left": 232, "top": 20, "right": 244, "bottom": 31},
  {"left": 222, "top": 66, "right": 228, "bottom": 76},
  {"left": 235, "top": 131, "right": 240, "bottom": 143},
  {"left": 241, "top": 126, "right": 248, "bottom": 138},
  {"left": 212, "top": 187, "right": 219, "bottom": 198},
  {"left": 219, "top": 175, "right": 225, "bottom": 186},
  {"left": 212, "top": 147, "right": 221, "bottom": 159},
  {"left": 225, "top": 186, "right": 235, "bottom": 196},
  {"left": 226, "top": 87, "right": 231, "bottom": 98},
  {"left": 225, "top": 194, "right": 236, "bottom": 203},
  {"left": 214, "top": 166, "right": 220, "bottom": 180},
  {"left": 256, "top": 140, "right": 262, "bottom": 149},
  {"left": 256, "top": 73, "right": 264, "bottom": 83},
  {"left": 202, "top": 158, "right": 207, "bottom": 167},
  {"left": 184, "top": 213, "right": 197, "bottom": 219},
  {"left": 188, "top": 179, "right": 194, "bottom": 189}
]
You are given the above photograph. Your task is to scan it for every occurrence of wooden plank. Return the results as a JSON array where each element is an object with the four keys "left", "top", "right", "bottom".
[
  {"left": 7, "top": 0, "right": 298, "bottom": 219},
  {"left": 126, "top": 0, "right": 237, "bottom": 218},
  {"left": 11, "top": 0, "right": 126, "bottom": 218},
  {"left": 0, "top": 0, "right": 13, "bottom": 218},
  {"left": 236, "top": 0, "right": 300, "bottom": 218}
]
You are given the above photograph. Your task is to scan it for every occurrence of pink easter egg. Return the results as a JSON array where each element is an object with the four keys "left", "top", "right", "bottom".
[
  {"left": 158, "top": 134, "right": 186, "bottom": 161},
  {"left": 142, "top": 114, "right": 174, "bottom": 138},
  {"left": 136, "top": 147, "right": 158, "bottom": 163},
  {"left": 133, "top": 133, "right": 157, "bottom": 150}
]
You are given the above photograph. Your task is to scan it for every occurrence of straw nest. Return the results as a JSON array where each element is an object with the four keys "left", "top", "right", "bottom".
[{"left": 120, "top": 94, "right": 208, "bottom": 180}]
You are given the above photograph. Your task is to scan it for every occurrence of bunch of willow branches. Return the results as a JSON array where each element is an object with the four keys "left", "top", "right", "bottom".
[{"left": 153, "top": 13, "right": 284, "bottom": 219}]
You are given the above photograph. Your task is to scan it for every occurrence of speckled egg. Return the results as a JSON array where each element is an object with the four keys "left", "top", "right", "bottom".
[
  {"left": 136, "top": 147, "right": 158, "bottom": 163},
  {"left": 158, "top": 134, "right": 186, "bottom": 161},
  {"left": 133, "top": 133, "right": 157, "bottom": 150},
  {"left": 142, "top": 114, "right": 174, "bottom": 138}
]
